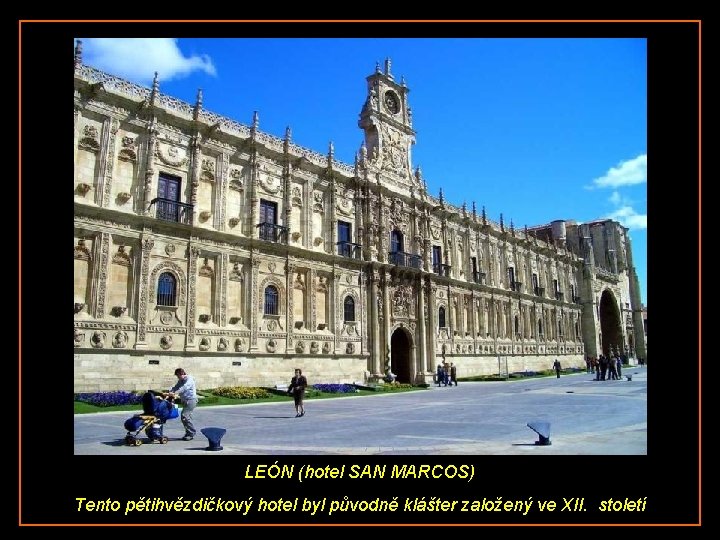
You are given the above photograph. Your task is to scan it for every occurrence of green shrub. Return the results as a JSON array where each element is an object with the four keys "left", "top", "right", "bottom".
[{"left": 212, "top": 386, "right": 271, "bottom": 399}]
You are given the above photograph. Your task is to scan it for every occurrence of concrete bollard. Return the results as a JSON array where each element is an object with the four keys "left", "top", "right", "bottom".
[
  {"left": 200, "top": 427, "right": 227, "bottom": 451},
  {"left": 527, "top": 421, "right": 552, "bottom": 446}
]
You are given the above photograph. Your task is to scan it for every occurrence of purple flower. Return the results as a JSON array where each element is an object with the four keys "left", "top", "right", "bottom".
[{"left": 74, "top": 391, "right": 143, "bottom": 407}]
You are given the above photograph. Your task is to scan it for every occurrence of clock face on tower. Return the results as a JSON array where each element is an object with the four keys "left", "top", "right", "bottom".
[{"left": 384, "top": 91, "right": 400, "bottom": 114}]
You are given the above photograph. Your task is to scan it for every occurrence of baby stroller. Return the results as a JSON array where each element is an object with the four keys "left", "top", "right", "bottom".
[{"left": 123, "top": 391, "right": 179, "bottom": 446}]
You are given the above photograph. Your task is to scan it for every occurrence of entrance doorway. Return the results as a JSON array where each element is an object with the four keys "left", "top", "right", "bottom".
[
  {"left": 599, "top": 290, "right": 623, "bottom": 357},
  {"left": 390, "top": 327, "right": 413, "bottom": 384}
]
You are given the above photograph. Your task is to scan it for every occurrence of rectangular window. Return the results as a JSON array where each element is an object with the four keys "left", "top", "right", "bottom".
[
  {"left": 259, "top": 199, "right": 277, "bottom": 225},
  {"left": 337, "top": 221, "right": 352, "bottom": 257},
  {"left": 391, "top": 231, "right": 404, "bottom": 253},
  {"left": 433, "top": 246, "right": 442, "bottom": 270},
  {"left": 259, "top": 199, "right": 278, "bottom": 241},
  {"left": 338, "top": 221, "right": 351, "bottom": 243},
  {"left": 508, "top": 267, "right": 515, "bottom": 291},
  {"left": 156, "top": 173, "right": 182, "bottom": 222},
  {"left": 532, "top": 273, "right": 539, "bottom": 292}
]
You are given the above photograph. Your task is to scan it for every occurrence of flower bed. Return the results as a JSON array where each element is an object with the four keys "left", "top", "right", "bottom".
[
  {"left": 74, "top": 391, "right": 143, "bottom": 407},
  {"left": 212, "top": 387, "right": 271, "bottom": 399},
  {"left": 312, "top": 383, "right": 358, "bottom": 394}
]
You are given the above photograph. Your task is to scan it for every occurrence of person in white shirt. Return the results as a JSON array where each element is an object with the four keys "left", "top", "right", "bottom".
[{"left": 168, "top": 368, "right": 197, "bottom": 440}]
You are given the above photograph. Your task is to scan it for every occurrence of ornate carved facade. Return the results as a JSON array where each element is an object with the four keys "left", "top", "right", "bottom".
[{"left": 73, "top": 50, "right": 647, "bottom": 392}]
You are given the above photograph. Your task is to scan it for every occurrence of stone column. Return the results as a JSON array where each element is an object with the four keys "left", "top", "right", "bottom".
[
  {"left": 217, "top": 153, "right": 229, "bottom": 231},
  {"left": 309, "top": 268, "right": 317, "bottom": 332},
  {"left": 427, "top": 284, "right": 437, "bottom": 371},
  {"left": 472, "top": 294, "right": 479, "bottom": 344},
  {"left": 95, "top": 117, "right": 111, "bottom": 206},
  {"left": 186, "top": 245, "right": 200, "bottom": 349},
  {"left": 219, "top": 253, "right": 228, "bottom": 327},
  {"left": 333, "top": 273, "right": 341, "bottom": 351},
  {"left": 135, "top": 236, "right": 155, "bottom": 348},
  {"left": 417, "top": 276, "right": 427, "bottom": 377},
  {"left": 93, "top": 232, "right": 111, "bottom": 319},
  {"left": 359, "top": 271, "right": 367, "bottom": 355},
  {"left": 141, "top": 120, "right": 158, "bottom": 216},
  {"left": 250, "top": 256, "right": 260, "bottom": 349},
  {"left": 382, "top": 271, "right": 391, "bottom": 370},
  {"left": 448, "top": 291, "right": 455, "bottom": 341},
  {"left": 286, "top": 262, "right": 295, "bottom": 351},
  {"left": 101, "top": 118, "right": 119, "bottom": 207},
  {"left": 189, "top": 135, "right": 202, "bottom": 226},
  {"left": 370, "top": 269, "right": 381, "bottom": 376}
]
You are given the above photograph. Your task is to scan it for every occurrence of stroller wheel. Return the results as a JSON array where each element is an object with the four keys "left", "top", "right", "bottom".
[
  {"left": 125, "top": 435, "right": 135, "bottom": 445},
  {"left": 160, "top": 436, "right": 169, "bottom": 444},
  {"left": 134, "top": 439, "right": 143, "bottom": 446}
]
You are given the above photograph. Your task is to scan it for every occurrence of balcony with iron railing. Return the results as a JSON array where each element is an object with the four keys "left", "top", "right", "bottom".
[
  {"left": 555, "top": 291, "right": 564, "bottom": 301},
  {"left": 535, "top": 286, "right": 545, "bottom": 297},
  {"left": 389, "top": 251, "right": 422, "bottom": 269},
  {"left": 511, "top": 281, "right": 523, "bottom": 293},
  {"left": 433, "top": 263, "right": 452, "bottom": 277},
  {"left": 472, "top": 271, "right": 486, "bottom": 284},
  {"left": 150, "top": 198, "right": 193, "bottom": 225},
  {"left": 337, "top": 241, "right": 363, "bottom": 259},
  {"left": 257, "top": 223, "right": 289, "bottom": 243}
]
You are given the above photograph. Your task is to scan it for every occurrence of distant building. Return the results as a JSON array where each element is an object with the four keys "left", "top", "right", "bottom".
[{"left": 73, "top": 46, "right": 647, "bottom": 391}]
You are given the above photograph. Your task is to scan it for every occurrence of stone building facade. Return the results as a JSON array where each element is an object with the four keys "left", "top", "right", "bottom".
[{"left": 73, "top": 49, "right": 647, "bottom": 392}]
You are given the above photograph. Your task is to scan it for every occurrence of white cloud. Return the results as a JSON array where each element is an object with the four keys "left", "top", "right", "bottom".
[
  {"left": 82, "top": 38, "right": 216, "bottom": 83},
  {"left": 591, "top": 154, "right": 647, "bottom": 189},
  {"left": 608, "top": 191, "right": 622, "bottom": 205},
  {"left": 607, "top": 205, "right": 647, "bottom": 230}
]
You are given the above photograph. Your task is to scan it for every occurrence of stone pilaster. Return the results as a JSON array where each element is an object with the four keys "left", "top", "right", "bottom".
[
  {"left": 217, "top": 153, "right": 229, "bottom": 231},
  {"left": 219, "top": 253, "right": 228, "bottom": 327},
  {"left": 309, "top": 268, "right": 317, "bottom": 332},
  {"left": 101, "top": 118, "right": 119, "bottom": 207},
  {"left": 142, "top": 120, "right": 157, "bottom": 216},
  {"left": 333, "top": 273, "right": 341, "bottom": 351},
  {"left": 417, "top": 277, "right": 426, "bottom": 376},
  {"left": 186, "top": 245, "right": 200, "bottom": 349},
  {"left": 359, "top": 271, "right": 367, "bottom": 355},
  {"left": 250, "top": 256, "right": 261, "bottom": 349},
  {"left": 370, "top": 269, "right": 381, "bottom": 376},
  {"left": 189, "top": 135, "right": 202, "bottom": 226},
  {"left": 94, "top": 232, "right": 111, "bottom": 319},
  {"left": 427, "top": 283, "right": 437, "bottom": 370},
  {"left": 286, "top": 262, "right": 295, "bottom": 350},
  {"left": 135, "top": 236, "right": 155, "bottom": 347}
]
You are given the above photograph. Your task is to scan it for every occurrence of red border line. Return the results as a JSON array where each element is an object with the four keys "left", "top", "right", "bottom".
[{"left": 19, "top": 19, "right": 700, "bottom": 527}]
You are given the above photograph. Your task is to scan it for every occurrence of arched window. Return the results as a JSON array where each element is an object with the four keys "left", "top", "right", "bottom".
[
  {"left": 157, "top": 272, "right": 177, "bottom": 306},
  {"left": 438, "top": 306, "right": 446, "bottom": 328},
  {"left": 264, "top": 285, "right": 279, "bottom": 315},
  {"left": 344, "top": 296, "right": 355, "bottom": 322}
]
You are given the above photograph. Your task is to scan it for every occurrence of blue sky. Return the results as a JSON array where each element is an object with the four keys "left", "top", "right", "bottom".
[{"left": 79, "top": 37, "right": 647, "bottom": 305}]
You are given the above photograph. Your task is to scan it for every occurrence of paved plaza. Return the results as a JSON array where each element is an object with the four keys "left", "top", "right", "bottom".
[{"left": 74, "top": 368, "right": 647, "bottom": 455}]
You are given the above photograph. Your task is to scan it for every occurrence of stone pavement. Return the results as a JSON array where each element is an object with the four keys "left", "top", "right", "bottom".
[{"left": 74, "top": 367, "right": 647, "bottom": 455}]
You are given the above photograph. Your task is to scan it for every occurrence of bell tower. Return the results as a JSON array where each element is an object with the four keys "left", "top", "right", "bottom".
[{"left": 358, "top": 58, "right": 417, "bottom": 186}]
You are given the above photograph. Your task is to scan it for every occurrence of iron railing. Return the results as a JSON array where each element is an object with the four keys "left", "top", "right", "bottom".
[
  {"left": 150, "top": 198, "right": 193, "bottom": 225},
  {"left": 389, "top": 251, "right": 422, "bottom": 269},
  {"left": 257, "top": 223, "right": 289, "bottom": 243},
  {"left": 337, "top": 241, "right": 362, "bottom": 259}
]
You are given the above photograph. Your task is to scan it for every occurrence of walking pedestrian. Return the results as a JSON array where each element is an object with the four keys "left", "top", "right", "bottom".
[
  {"left": 553, "top": 359, "right": 562, "bottom": 378},
  {"left": 288, "top": 368, "right": 308, "bottom": 417}
]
